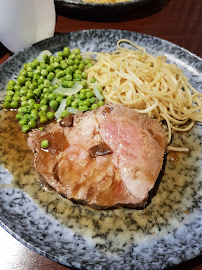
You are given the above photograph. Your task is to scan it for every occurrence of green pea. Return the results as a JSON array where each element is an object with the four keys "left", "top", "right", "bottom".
[
  {"left": 76, "top": 54, "right": 82, "bottom": 61},
  {"left": 74, "top": 59, "right": 80, "bottom": 65},
  {"left": 41, "top": 69, "right": 48, "bottom": 77},
  {"left": 43, "top": 79, "right": 51, "bottom": 88},
  {"left": 97, "top": 100, "right": 105, "bottom": 107},
  {"left": 30, "top": 114, "right": 38, "bottom": 122},
  {"left": 28, "top": 71, "right": 34, "bottom": 78},
  {"left": 78, "top": 63, "right": 85, "bottom": 71},
  {"left": 40, "top": 62, "right": 47, "bottom": 69},
  {"left": 17, "top": 75, "right": 26, "bottom": 85},
  {"left": 67, "top": 81, "right": 74, "bottom": 88},
  {"left": 49, "top": 93, "right": 57, "bottom": 100},
  {"left": 3, "top": 101, "right": 11, "bottom": 109},
  {"left": 16, "top": 113, "right": 23, "bottom": 120},
  {"left": 35, "top": 66, "right": 41, "bottom": 72},
  {"left": 22, "top": 106, "right": 32, "bottom": 114},
  {"left": 59, "top": 77, "right": 65, "bottom": 82},
  {"left": 31, "top": 109, "right": 38, "bottom": 116},
  {"left": 39, "top": 110, "right": 46, "bottom": 116},
  {"left": 40, "top": 115, "right": 48, "bottom": 124},
  {"left": 38, "top": 84, "right": 45, "bottom": 91},
  {"left": 41, "top": 139, "right": 49, "bottom": 148},
  {"left": 26, "top": 92, "right": 35, "bottom": 99},
  {"left": 47, "top": 111, "right": 55, "bottom": 120},
  {"left": 19, "top": 118, "right": 28, "bottom": 126},
  {"left": 90, "top": 78, "right": 96, "bottom": 83},
  {"left": 61, "top": 110, "right": 70, "bottom": 118},
  {"left": 65, "top": 68, "right": 72, "bottom": 75},
  {"left": 40, "top": 99, "right": 47, "bottom": 105},
  {"left": 62, "top": 80, "right": 69, "bottom": 88},
  {"left": 4, "top": 95, "right": 12, "bottom": 102},
  {"left": 38, "top": 78, "right": 45, "bottom": 85},
  {"left": 28, "top": 120, "right": 37, "bottom": 128},
  {"left": 90, "top": 97, "right": 96, "bottom": 104},
  {"left": 55, "top": 56, "right": 63, "bottom": 63},
  {"left": 13, "top": 95, "right": 21, "bottom": 102},
  {"left": 57, "top": 51, "right": 63, "bottom": 58},
  {"left": 81, "top": 72, "right": 87, "bottom": 79},
  {"left": 68, "top": 59, "right": 74, "bottom": 66},
  {"left": 14, "top": 84, "right": 21, "bottom": 91},
  {"left": 44, "top": 93, "right": 50, "bottom": 101},
  {"left": 38, "top": 127, "right": 44, "bottom": 131},
  {"left": 21, "top": 100, "right": 28, "bottom": 107},
  {"left": 22, "top": 125, "right": 30, "bottom": 133},
  {"left": 78, "top": 100, "right": 84, "bottom": 107},
  {"left": 63, "top": 47, "right": 70, "bottom": 57},
  {"left": 43, "top": 87, "right": 49, "bottom": 94},
  {"left": 72, "top": 48, "right": 81, "bottom": 55},
  {"left": 83, "top": 99, "right": 91, "bottom": 107},
  {"left": 26, "top": 66, "right": 32, "bottom": 72},
  {"left": 56, "top": 70, "right": 65, "bottom": 79},
  {"left": 86, "top": 91, "right": 95, "bottom": 99},
  {"left": 8, "top": 80, "right": 16, "bottom": 86},
  {"left": 20, "top": 70, "right": 28, "bottom": 78},
  {"left": 25, "top": 80, "right": 31, "bottom": 87},
  {"left": 65, "top": 74, "right": 73, "bottom": 81},
  {"left": 79, "top": 105, "right": 88, "bottom": 111},
  {"left": 41, "top": 105, "right": 48, "bottom": 112},
  {"left": 49, "top": 100, "right": 58, "bottom": 110},
  {"left": 7, "top": 90, "right": 15, "bottom": 97},
  {"left": 85, "top": 59, "right": 92, "bottom": 64},
  {"left": 18, "top": 107, "right": 23, "bottom": 114},
  {"left": 52, "top": 62, "right": 60, "bottom": 69},
  {"left": 69, "top": 54, "right": 76, "bottom": 61},
  {"left": 7, "top": 84, "right": 14, "bottom": 91},
  {"left": 91, "top": 104, "right": 98, "bottom": 110},
  {"left": 80, "top": 81, "right": 87, "bottom": 89},
  {"left": 60, "top": 62, "right": 68, "bottom": 70},
  {"left": 47, "top": 72, "right": 55, "bottom": 81},
  {"left": 66, "top": 95, "right": 74, "bottom": 102},
  {"left": 34, "top": 104, "right": 41, "bottom": 110},
  {"left": 46, "top": 64, "right": 54, "bottom": 73},
  {"left": 74, "top": 74, "right": 82, "bottom": 81},
  {"left": 28, "top": 99, "right": 36, "bottom": 106},
  {"left": 29, "top": 82, "right": 38, "bottom": 90},
  {"left": 71, "top": 101, "right": 78, "bottom": 108},
  {"left": 66, "top": 99, "right": 71, "bottom": 107},
  {"left": 56, "top": 95, "right": 63, "bottom": 104},
  {"left": 87, "top": 63, "right": 93, "bottom": 69},
  {"left": 33, "top": 88, "right": 41, "bottom": 97},
  {"left": 79, "top": 92, "right": 86, "bottom": 100}
]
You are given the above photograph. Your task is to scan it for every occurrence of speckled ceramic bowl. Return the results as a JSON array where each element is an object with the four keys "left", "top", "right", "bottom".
[
  {"left": 54, "top": 0, "right": 157, "bottom": 21},
  {"left": 0, "top": 30, "right": 202, "bottom": 270}
]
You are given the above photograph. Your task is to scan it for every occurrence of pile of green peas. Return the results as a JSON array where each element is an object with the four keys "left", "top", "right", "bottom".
[{"left": 3, "top": 47, "right": 104, "bottom": 133}]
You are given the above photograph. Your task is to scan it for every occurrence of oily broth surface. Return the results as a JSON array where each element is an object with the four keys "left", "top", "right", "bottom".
[{"left": 0, "top": 109, "right": 201, "bottom": 254}]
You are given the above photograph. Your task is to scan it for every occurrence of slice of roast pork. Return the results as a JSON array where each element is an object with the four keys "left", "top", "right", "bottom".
[{"left": 28, "top": 105, "right": 166, "bottom": 208}]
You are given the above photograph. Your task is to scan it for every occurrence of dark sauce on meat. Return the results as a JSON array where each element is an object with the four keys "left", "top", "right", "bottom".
[
  {"left": 89, "top": 142, "right": 113, "bottom": 158},
  {"left": 59, "top": 114, "right": 73, "bottom": 127}
]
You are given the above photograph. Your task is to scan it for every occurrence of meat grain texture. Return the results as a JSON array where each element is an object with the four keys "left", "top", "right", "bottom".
[{"left": 28, "top": 105, "right": 166, "bottom": 208}]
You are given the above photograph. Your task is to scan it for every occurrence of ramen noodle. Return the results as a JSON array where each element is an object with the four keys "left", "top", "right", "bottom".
[{"left": 82, "top": 39, "right": 202, "bottom": 152}]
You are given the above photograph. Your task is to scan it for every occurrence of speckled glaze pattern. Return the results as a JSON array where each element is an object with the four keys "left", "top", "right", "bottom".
[{"left": 0, "top": 30, "right": 202, "bottom": 270}]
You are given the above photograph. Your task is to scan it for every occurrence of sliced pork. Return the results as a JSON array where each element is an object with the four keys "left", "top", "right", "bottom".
[{"left": 28, "top": 105, "right": 166, "bottom": 208}]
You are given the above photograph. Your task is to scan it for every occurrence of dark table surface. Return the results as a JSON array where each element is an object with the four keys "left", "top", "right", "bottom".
[{"left": 0, "top": 0, "right": 201, "bottom": 269}]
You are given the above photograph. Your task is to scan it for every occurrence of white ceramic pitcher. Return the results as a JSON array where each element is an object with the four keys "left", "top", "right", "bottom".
[{"left": 0, "top": 0, "right": 56, "bottom": 53}]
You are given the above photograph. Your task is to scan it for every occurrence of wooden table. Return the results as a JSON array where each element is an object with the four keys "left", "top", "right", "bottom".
[{"left": 0, "top": 0, "right": 201, "bottom": 269}]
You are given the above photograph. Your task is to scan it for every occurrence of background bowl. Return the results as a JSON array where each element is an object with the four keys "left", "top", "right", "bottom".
[{"left": 54, "top": 0, "right": 167, "bottom": 21}]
